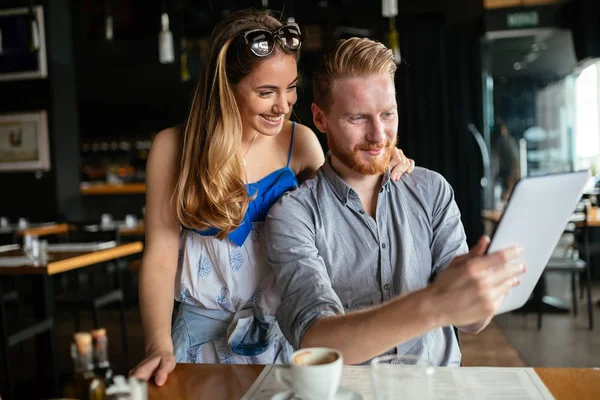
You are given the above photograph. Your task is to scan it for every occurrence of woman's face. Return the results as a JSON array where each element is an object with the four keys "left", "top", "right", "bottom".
[{"left": 234, "top": 52, "right": 298, "bottom": 138}]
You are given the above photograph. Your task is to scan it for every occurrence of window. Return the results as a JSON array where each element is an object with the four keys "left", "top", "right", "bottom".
[{"left": 574, "top": 62, "right": 600, "bottom": 173}]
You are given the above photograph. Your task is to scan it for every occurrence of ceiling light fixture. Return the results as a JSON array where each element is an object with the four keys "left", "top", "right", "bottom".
[
  {"left": 382, "top": 0, "right": 401, "bottom": 65},
  {"left": 28, "top": 0, "right": 40, "bottom": 52},
  {"left": 158, "top": 1, "right": 175, "bottom": 64},
  {"left": 104, "top": 0, "right": 113, "bottom": 41}
]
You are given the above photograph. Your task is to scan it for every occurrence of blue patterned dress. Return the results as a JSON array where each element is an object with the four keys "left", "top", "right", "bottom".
[{"left": 172, "top": 123, "right": 298, "bottom": 364}]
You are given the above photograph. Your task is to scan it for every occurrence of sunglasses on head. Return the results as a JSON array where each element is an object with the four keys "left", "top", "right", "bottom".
[{"left": 243, "top": 23, "right": 303, "bottom": 57}]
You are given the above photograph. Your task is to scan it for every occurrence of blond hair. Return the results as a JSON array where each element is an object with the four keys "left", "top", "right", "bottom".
[
  {"left": 313, "top": 37, "right": 397, "bottom": 112},
  {"left": 175, "top": 10, "right": 298, "bottom": 238}
]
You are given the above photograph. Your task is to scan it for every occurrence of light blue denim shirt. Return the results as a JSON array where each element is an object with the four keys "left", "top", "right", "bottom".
[{"left": 265, "top": 160, "right": 468, "bottom": 366}]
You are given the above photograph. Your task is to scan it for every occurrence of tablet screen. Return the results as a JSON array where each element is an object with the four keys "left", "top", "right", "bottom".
[{"left": 489, "top": 170, "right": 590, "bottom": 314}]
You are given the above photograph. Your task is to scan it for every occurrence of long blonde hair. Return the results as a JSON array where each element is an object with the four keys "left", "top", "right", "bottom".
[{"left": 175, "top": 10, "right": 297, "bottom": 238}]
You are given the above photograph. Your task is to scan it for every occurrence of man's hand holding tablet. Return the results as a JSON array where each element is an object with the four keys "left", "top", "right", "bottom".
[{"left": 426, "top": 235, "right": 526, "bottom": 331}]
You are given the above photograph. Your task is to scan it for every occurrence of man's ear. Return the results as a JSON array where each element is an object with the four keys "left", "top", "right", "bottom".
[{"left": 311, "top": 102, "right": 328, "bottom": 134}]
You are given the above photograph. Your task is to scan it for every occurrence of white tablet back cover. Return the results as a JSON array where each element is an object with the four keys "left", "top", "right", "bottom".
[{"left": 492, "top": 170, "right": 590, "bottom": 314}]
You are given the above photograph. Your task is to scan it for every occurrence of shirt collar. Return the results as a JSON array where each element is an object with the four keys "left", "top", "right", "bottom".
[{"left": 321, "top": 153, "right": 392, "bottom": 206}]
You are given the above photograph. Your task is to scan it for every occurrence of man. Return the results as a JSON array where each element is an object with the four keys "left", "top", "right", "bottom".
[
  {"left": 265, "top": 38, "right": 526, "bottom": 366},
  {"left": 492, "top": 120, "right": 520, "bottom": 201}
]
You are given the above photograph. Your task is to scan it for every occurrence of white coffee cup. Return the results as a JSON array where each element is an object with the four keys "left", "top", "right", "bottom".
[{"left": 275, "top": 347, "right": 343, "bottom": 400}]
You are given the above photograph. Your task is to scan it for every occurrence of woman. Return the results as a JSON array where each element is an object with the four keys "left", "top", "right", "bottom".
[{"left": 131, "top": 9, "right": 414, "bottom": 385}]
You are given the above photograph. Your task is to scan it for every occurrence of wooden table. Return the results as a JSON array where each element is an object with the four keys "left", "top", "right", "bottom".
[
  {"left": 481, "top": 207, "right": 600, "bottom": 227},
  {"left": 0, "top": 221, "right": 63, "bottom": 237},
  {"left": 0, "top": 241, "right": 143, "bottom": 275},
  {"left": 119, "top": 222, "right": 145, "bottom": 237},
  {"left": 0, "top": 241, "right": 144, "bottom": 399},
  {"left": 147, "top": 364, "right": 600, "bottom": 400},
  {"left": 14, "top": 223, "right": 71, "bottom": 238},
  {"left": 0, "top": 221, "right": 145, "bottom": 240},
  {"left": 82, "top": 222, "right": 145, "bottom": 237},
  {"left": 80, "top": 182, "right": 146, "bottom": 195}
]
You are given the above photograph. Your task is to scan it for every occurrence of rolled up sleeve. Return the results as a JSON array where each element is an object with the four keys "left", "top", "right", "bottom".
[{"left": 265, "top": 193, "right": 344, "bottom": 349}]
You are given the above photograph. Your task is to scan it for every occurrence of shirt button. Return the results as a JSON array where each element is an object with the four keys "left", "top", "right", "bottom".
[
  {"left": 381, "top": 243, "right": 387, "bottom": 249},
  {"left": 384, "top": 284, "right": 391, "bottom": 290},
  {"left": 359, "top": 209, "right": 365, "bottom": 214}
]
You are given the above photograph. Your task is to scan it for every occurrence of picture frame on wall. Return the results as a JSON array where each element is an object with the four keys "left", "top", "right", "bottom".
[
  {"left": 0, "top": 111, "right": 50, "bottom": 172},
  {"left": 0, "top": 6, "right": 48, "bottom": 81}
]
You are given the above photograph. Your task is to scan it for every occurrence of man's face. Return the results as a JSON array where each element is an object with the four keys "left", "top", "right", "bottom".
[{"left": 312, "top": 74, "right": 398, "bottom": 175}]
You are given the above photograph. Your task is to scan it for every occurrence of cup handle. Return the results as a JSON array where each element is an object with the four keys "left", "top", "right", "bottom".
[{"left": 275, "top": 366, "right": 292, "bottom": 389}]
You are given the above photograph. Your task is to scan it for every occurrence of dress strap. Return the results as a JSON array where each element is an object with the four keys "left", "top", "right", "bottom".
[{"left": 286, "top": 121, "right": 296, "bottom": 168}]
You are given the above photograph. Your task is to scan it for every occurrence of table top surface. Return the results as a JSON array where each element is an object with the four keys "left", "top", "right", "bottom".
[
  {"left": 0, "top": 221, "right": 59, "bottom": 235},
  {"left": 0, "top": 221, "right": 145, "bottom": 237},
  {"left": 83, "top": 221, "right": 145, "bottom": 236},
  {"left": 482, "top": 208, "right": 600, "bottom": 227},
  {"left": 147, "top": 364, "right": 600, "bottom": 400},
  {"left": 0, "top": 241, "right": 143, "bottom": 275}
]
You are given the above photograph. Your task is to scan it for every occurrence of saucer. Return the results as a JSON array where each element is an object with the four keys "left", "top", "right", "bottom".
[{"left": 271, "top": 386, "right": 363, "bottom": 400}]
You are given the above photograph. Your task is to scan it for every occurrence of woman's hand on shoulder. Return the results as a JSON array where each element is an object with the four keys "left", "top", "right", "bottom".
[
  {"left": 129, "top": 349, "right": 176, "bottom": 386},
  {"left": 389, "top": 147, "right": 415, "bottom": 181},
  {"left": 290, "top": 123, "right": 325, "bottom": 183}
]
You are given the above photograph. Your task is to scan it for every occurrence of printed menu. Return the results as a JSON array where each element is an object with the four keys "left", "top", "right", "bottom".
[{"left": 242, "top": 365, "right": 555, "bottom": 400}]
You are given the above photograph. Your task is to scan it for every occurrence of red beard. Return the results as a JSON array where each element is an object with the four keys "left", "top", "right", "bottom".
[{"left": 328, "top": 135, "right": 395, "bottom": 175}]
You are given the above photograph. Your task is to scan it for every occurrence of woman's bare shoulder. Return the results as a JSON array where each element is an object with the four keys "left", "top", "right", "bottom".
[
  {"left": 289, "top": 122, "right": 325, "bottom": 178},
  {"left": 292, "top": 123, "right": 322, "bottom": 153},
  {"left": 152, "top": 126, "right": 181, "bottom": 151},
  {"left": 147, "top": 127, "right": 182, "bottom": 183},
  {"left": 148, "top": 127, "right": 182, "bottom": 164}
]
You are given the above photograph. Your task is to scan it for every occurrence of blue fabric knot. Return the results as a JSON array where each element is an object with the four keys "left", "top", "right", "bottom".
[{"left": 174, "top": 304, "right": 287, "bottom": 357}]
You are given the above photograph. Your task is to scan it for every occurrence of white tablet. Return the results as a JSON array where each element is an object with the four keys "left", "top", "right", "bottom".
[{"left": 491, "top": 170, "right": 590, "bottom": 315}]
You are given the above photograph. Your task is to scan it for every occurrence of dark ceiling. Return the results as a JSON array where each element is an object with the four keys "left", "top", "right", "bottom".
[{"left": 485, "top": 28, "right": 578, "bottom": 82}]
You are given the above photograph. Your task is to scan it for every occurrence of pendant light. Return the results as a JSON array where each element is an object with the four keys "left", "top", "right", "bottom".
[
  {"left": 104, "top": 0, "right": 113, "bottom": 41},
  {"left": 382, "top": 0, "right": 397, "bottom": 18},
  {"left": 177, "top": 0, "right": 190, "bottom": 81},
  {"left": 382, "top": 0, "right": 401, "bottom": 65},
  {"left": 158, "top": 1, "right": 175, "bottom": 64},
  {"left": 286, "top": 0, "right": 296, "bottom": 24},
  {"left": 28, "top": 0, "right": 40, "bottom": 52},
  {"left": 180, "top": 37, "right": 190, "bottom": 80},
  {"left": 262, "top": 0, "right": 272, "bottom": 14}
]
